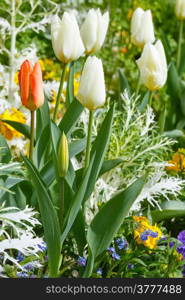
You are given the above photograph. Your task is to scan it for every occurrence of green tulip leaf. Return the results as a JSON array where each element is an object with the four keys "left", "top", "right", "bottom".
[
  {"left": 59, "top": 98, "right": 83, "bottom": 135},
  {"left": 66, "top": 61, "right": 75, "bottom": 108},
  {"left": 36, "top": 96, "right": 50, "bottom": 140},
  {"left": 22, "top": 155, "right": 61, "bottom": 278},
  {"left": 119, "top": 68, "right": 131, "bottom": 96},
  {"left": 84, "top": 175, "right": 146, "bottom": 277},
  {"left": 61, "top": 154, "right": 95, "bottom": 245},
  {"left": 152, "top": 200, "right": 185, "bottom": 222},
  {"left": 0, "top": 135, "right": 11, "bottom": 163}
]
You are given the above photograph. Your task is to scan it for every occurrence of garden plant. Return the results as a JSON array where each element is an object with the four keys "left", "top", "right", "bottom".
[{"left": 1, "top": 0, "right": 185, "bottom": 279}]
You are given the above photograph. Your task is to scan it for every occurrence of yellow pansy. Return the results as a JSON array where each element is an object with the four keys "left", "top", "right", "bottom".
[{"left": 133, "top": 216, "right": 162, "bottom": 249}]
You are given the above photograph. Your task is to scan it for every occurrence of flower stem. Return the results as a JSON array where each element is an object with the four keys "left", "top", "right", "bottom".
[
  {"left": 177, "top": 20, "right": 184, "bottom": 70},
  {"left": 135, "top": 70, "right": 141, "bottom": 98},
  {"left": 29, "top": 110, "right": 35, "bottom": 161},
  {"left": 159, "top": 104, "right": 166, "bottom": 134},
  {"left": 58, "top": 177, "right": 65, "bottom": 231},
  {"left": 84, "top": 110, "right": 94, "bottom": 174},
  {"left": 149, "top": 91, "right": 154, "bottom": 107},
  {"left": 53, "top": 63, "right": 68, "bottom": 123}
]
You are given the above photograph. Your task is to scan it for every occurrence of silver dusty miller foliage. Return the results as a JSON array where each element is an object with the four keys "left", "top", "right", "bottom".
[{"left": 83, "top": 91, "right": 185, "bottom": 222}]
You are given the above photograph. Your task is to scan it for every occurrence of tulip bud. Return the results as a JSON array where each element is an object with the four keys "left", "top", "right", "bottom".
[
  {"left": 51, "top": 13, "right": 85, "bottom": 63},
  {"left": 80, "top": 9, "right": 109, "bottom": 54},
  {"left": 77, "top": 56, "right": 106, "bottom": 110},
  {"left": 18, "top": 60, "right": 44, "bottom": 111},
  {"left": 58, "top": 132, "right": 69, "bottom": 178},
  {"left": 131, "top": 8, "right": 155, "bottom": 48},
  {"left": 136, "top": 40, "right": 167, "bottom": 91},
  {"left": 175, "top": 0, "right": 185, "bottom": 20}
]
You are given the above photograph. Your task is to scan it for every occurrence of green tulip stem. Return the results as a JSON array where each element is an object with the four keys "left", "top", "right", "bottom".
[
  {"left": 29, "top": 110, "right": 35, "bottom": 161},
  {"left": 149, "top": 91, "right": 154, "bottom": 107},
  {"left": 159, "top": 104, "right": 166, "bottom": 134},
  {"left": 53, "top": 63, "right": 69, "bottom": 123},
  {"left": 84, "top": 110, "right": 94, "bottom": 174},
  {"left": 135, "top": 70, "right": 141, "bottom": 98},
  {"left": 177, "top": 20, "right": 184, "bottom": 70},
  {"left": 58, "top": 177, "right": 65, "bottom": 232}
]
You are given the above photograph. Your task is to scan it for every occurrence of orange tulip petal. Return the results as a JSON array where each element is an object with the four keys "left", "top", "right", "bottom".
[
  {"left": 30, "top": 62, "right": 44, "bottom": 110},
  {"left": 19, "top": 60, "right": 33, "bottom": 106}
]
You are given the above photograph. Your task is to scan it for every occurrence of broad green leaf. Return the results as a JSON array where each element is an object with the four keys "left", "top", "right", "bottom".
[
  {"left": 36, "top": 96, "right": 50, "bottom": 140},
  {"left": 160, "top": 30, "right": 172, "bottom": 62},
  {"left": 138, "top": 91, "right": 150, "bottom": 112},
  {"left": 119, "top": 69, "right": 131, "bottom": 96},
  {"left": 76, "top": 158, "right": 123, "bottom": 188},
  {"left": 72, "top": 210, "right": 86, "bottom": 256},
  {"left": 0, "top": 135, "right": 11, "bottom": 163},
  {"left": 66, "top": 61, "right": 75, "bottom": 108},
  {"left": 164, "top": 129, "right": 185, "bottom": 138},
  {"left": 34, "top": 124, "right": 51, "bottom": 168},
  {"left": 84, "top": 176, "right": 146, "bottom": 277},
  {"left": 84, "top": 105, "right": 115, "bottom": 201},
  {"left": 59, "top": 98, "right": 83, "bottom": 136},
  {"left": 179, "top": 43, "right": 185, "bottom": 75},
  {"left": 69, "top": 138, "right": 87, "bottom": 158},
  {"left": 167, "top": 62, "right": 181, "bottom": 101},
  {"left": 2, "top": 120, "right": 31, "bottom": 140},
  {"left": 50, "top": 121, "right": 61, "bottom": 180},
  {"left": 22, "top": 155, "right": 61, "bottom": 278},
  {"left": 40, "top": 159, "right": 55, "bottom": 186},
  {"left": 152, "top": 200, "right": 185, "bottom": 222},
  {"left": 61, "top": 154, "right": 95, "bottom": 245},
  {"left": 99, "top": 158, "right": 123, "bottom": 176}
]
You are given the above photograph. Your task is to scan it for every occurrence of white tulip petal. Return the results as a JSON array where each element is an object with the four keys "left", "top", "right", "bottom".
[
  {"left": 77, "top": 56, "right": 106, "bottom": 110},
  {"left": 131, "top": 8, "right": 155, "bottom": 47},
  {"left": 136, "top": 40, "right": 167, "bottom": 90},
  {"left": 175, "top": 0, "right": 185, "bottom": 19},
  {"left": 80, "top": 9, "right": 98, "bottom": 53},
  {"left": 80, "top": 9, "right": 109, "bottom": 54},
  {"left": 95, "top": 11, "right": 109, "bottom": 52},
  {"left": 51, "top": 13, "right": 84, "bottom": 63}
]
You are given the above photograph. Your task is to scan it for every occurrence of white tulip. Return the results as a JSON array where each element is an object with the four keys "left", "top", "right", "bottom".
[
  {"left": 80, "top": 9, "right": 109, "bottom": 54},
  {"left": 175, "top": 0, "right": 185, "bottom": 19},
  {"left": 77, "top": 56, "right": 106, "bottom": 110},
  {"left": 136, "top": 40, "right": 167, "bottom": 91},
  {"left": 131, "top": 8, "right": 155, "bottom": 47},
  {"left": 51, "top": 13, "right": 85, "bottom": 63}
]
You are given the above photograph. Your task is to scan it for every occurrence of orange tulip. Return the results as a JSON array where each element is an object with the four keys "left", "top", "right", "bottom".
[{"left": 18, "top": 60, "right": 44, "bottom": 111}]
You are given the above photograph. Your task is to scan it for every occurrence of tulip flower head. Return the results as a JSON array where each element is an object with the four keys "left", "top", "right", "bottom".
[
  {"left": 131, "top": 8, "right": 155, "bottom": 48},
  {"left": 51, "top": 13, "right": 85, "bottom": 63},
  {"left": 18, "top": 60, "right": 44, "bottom": 111},
  {"left": 77, "top": 56, "right": 106, "bottom": 110},
  {"left": 80, "top": 9, "right": 109, "bottom": 54},
  {"left": 175, "top": 0, "right": 185, "bottom": 20},
  {"left": 136, "top": 40, "right": 167, "bottom": 91}
]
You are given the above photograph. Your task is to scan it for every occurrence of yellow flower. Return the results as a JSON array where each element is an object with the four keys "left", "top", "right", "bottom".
[
  {"left": 133, "top": 216, "right": 149, "bottom": 223},
  {"left": 0, "top": 108, "right": 26, "bottom": 140},
  {"left": 133, "top": 216, "right": 162, "bottom": 249},
  {"left": 166, "top": 148, "right": 185, "bottom": 173}
]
